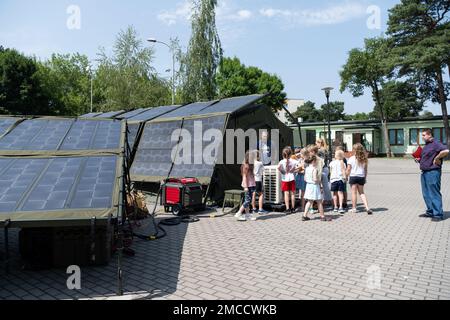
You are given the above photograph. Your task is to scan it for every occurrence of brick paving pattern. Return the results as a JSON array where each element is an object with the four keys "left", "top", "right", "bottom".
[{"left": 0, "top": 159, "right": 449, "bottom": 300}]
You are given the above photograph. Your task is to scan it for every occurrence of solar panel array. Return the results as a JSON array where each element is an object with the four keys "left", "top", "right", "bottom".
[
  {"left": 131, "top": 115, "right": 227, "bottom": 181},
  {"left": 0, "top": 119, "right": 122, "bottom": 151},
  {"left": 0, "top": 117, "right": 123, "bottom": 226},
  {"left": 0, "top": 156, "right": 117, "bottom": 213}
]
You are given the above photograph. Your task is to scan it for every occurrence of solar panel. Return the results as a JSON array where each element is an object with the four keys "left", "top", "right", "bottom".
[
  {"left": 170, "top": 115, "right": 227, "bottom": 179},
  {"left": 129, "top": 105, "right": 181, "bottom": 122},
  {"left": 131, "top": 115, "right": 227, "bottom": 181},
  {"left": 0, "top": 156, "right": 117, "bottom": 214},
  {"left": 96, "top": 110, "right": 125, "bottom": 119},
  {"left": 80, "top": 112, "right": 102, "bottom": 118},
  {"left": 0, "top": 119, "right": 73, "bottom": 150},
  {"left": 156, "top": 102, "right": 216, "bottom": 120},
  {"left": 60, "top": 120, "right": 122, "bottom": 150},
  {"left": 116, "top": 108, "right": 146, "bottom": 120},
  {"left": 131, "top": 121, "right": 182, "bottom": 179},
  {"left": 126, "top": 123, "right": 141, "bottom": 149},
  {"left": 197, "top": 95, "right": 264, "bottom": 115},
  {"left": 0, "top": 118, "right": 19, "bottom": 137}
]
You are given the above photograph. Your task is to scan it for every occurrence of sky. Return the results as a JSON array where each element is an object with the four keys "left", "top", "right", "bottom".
[{"left": 0, "top": 0, "right": 440, "bottom": 115}]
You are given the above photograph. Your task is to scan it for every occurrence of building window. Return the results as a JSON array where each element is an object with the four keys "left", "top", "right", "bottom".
[
  {"left": 319, "top": 131, "right": 329, "bottom": 141},
  {"left": 306, "top": 130, "right": 316, "bottom": 146},
  {"left": 389, "top": 129, "right": 404, "bottom": 146},
  {"left": 432, "top": 128, "right": 447, "bottom": 144},
  {"left": 410, "top": 128, "right": 425, "bottom": 146}
]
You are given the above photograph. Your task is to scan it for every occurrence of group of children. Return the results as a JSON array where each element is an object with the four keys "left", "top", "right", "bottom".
[{"left": 235, "top": 140, "right": 372, "bottom": 222}]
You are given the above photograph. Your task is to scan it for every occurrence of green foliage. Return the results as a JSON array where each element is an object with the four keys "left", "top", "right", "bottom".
[
  {"left": 292, "top": 101, "right": 320, "bottom": 122},
  {"left": 38, "top": 53, "right": 91, "bottom": 116},
  {"left": 344, "top": 112, "right": 372, "bottom": 121},
  {"left": 319, "top": 101, "right": 346, "bottom": 122},
  {"left": 216, "top": 57, "right": 287, "bottom": 112},
  {"left": 291, "top": 100, "right": 346, "bottom": 122},
  {"left": 340, "top": 37, "right": 394, "bottom": 156},
  {"left": 96, "top": 26, "right": 171, "bottom": 111},
  {"left": 0, "top": 48, "right": 52, "bottom": 115},
  {"left": 180, "top": 0, "right": 223, "bottom": 103},
  {"left": 387, "top": 0, "right": 450, "bottom": 145},
  {"left": 377, "top": 80, "right": 424, "bottom": 120}
]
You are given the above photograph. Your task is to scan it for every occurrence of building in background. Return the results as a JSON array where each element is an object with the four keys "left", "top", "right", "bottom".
[
  {"left": 292, "top": 116, "right": 448, "bottom": 156},
  {"left": 277, "top": 99, "right": 305, "bottom": 125}
]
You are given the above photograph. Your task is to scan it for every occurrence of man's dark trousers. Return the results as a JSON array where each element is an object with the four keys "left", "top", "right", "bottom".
[{"left": 421, "top": 169, "right": 443, "bottom": 218}]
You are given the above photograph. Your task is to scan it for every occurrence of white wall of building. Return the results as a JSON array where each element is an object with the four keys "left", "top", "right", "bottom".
[{"left": 278, "top": 99, "right": 305, "bottom": 125}]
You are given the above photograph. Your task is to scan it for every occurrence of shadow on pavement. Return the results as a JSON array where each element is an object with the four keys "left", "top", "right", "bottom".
[{"left": 0, "top": 215, "right": 189, "bottom": 300}]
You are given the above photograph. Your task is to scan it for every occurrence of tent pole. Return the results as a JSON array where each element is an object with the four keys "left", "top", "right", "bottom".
[{"left": 90, "top": 217, "right": 96, "bottom": 264}]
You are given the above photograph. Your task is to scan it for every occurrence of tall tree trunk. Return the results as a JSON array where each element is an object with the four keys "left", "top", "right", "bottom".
[
  {"left": 436, "top": 68, "right": 450, "bottom": 150},
  {"left": 373, "top": 82, "right": 393, "bottom": 157}
]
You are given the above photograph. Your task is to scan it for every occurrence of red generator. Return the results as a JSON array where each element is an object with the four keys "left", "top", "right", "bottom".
[{"left": 161, "top": 178, "right": 205, "bottom": 215}]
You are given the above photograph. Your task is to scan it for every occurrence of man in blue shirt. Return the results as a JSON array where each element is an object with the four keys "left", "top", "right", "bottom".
[{"left": 418, "top": 129, "right": 449, "bottom": 221}]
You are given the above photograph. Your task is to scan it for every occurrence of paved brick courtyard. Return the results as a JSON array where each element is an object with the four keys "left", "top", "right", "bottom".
[{"left": 1, "top": 158, "right": 449, "bottom": 300}]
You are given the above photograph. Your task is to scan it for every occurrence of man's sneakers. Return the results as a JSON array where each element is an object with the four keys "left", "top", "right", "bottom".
[
  {"left": 431, "top": 216, "right": 444, "bottom": 222},
  {"left": 419, "top": 213, "right": 433, "bottom": 218},
  {"left": 333, "top": 207, "right": 339, "bottom": 213},
  {"left": 236, "top": 213, "right": 258, "bottom": 221},
  {"left": 338, "top": 208, "right": 346, "bottom": 214},
  {"left": 258, "top": 209, "right": 270, "bottom": 215}
]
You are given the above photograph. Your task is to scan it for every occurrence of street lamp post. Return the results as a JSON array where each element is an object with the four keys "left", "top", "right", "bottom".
[
  {"left": 87, "top": 65, "right": 94, "bottom": 113},
  {"left": 147, "top": 38, "right": 176, "bottom": 105},
  {"left": 322, "top": 87, "right": 334, "bottom": 160}
]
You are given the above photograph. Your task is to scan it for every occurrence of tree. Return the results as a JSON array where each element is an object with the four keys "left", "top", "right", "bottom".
[
  {"left": 180, "top": 0, "right": 223, "bottom": 103},
  {"left": 96, "top": 26, "right": 171, "bottom": 111},
  {"left": 340, "top": 37, "right": 394, "bottom": 157},
  {"left": 292, "top": 101, "right": 321, "bottom": 122},
  {"left": 378, "top": 80, "right": 424, "bottom": 120},
  {"left": 421, "top": 110, "right": 435, "bottom": 118},
  {"left": 387, "top": 0, "right": 450, "bottom": 148},
  {"left": 319, "top": 101, "right": 346, "bottom": 121},
  {"left": 0, "top": 48, "right": 52, "bottom": 115},
  {"left": 38, "top": 53, "right": 91, "bottom": 116},
  {"left": 216, "top": 57, "right": 287, "bottom": 112},
  {"left": 345, "top": 112, "right": 372, "bottom": 121}
]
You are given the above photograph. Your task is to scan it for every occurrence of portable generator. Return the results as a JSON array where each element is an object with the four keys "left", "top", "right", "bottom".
[{"left": 161, "top": 178, "right": 205, "bottom": 215}]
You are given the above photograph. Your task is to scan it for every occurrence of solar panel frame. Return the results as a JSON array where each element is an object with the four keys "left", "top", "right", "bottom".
[
  {"left": 153, "top": 101, "right": 217, "bottom": 120},
  {"left": 196, "top": 95, "right": 264, "bottom": 115},
  {"left": 115, "top": 108, "right": 146, "bottom": 120},
  {"left": 0, "top": 117, "right": 21, "bottom": 138},
  {"left": 128, "top": 105, "right": 182, "bottom": 122}
]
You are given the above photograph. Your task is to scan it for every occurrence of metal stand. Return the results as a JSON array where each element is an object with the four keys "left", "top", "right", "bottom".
[
  {"left": 4, "top": 219, "right": 11, "bottom": 273},
  {"left": 90, "top": 217, "right": 96, "bottom": 264}
]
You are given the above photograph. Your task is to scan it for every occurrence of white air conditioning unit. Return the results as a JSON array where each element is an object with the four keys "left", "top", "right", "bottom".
[{"left": 263, "top": 165, "right": 283, "bottom": 204}]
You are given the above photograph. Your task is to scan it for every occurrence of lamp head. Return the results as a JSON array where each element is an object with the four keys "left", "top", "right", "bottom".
[{"left": 322, "top": 87, "right": 334, "bottom": 99}]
